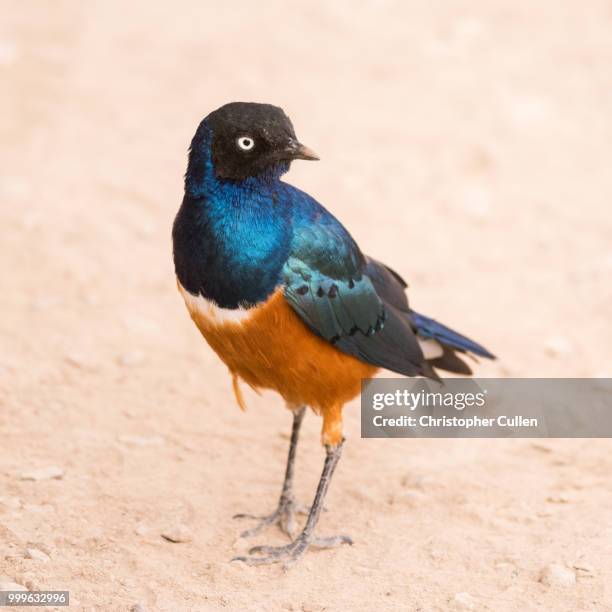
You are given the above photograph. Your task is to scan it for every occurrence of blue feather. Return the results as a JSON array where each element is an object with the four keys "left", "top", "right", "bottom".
[{"left": 411, "top": 311, "right": 495, "bottom": 359}]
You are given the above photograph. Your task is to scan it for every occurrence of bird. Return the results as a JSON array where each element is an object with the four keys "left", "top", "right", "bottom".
[{"left": 172, "top": 102, "right": 494, "bottom": 566}]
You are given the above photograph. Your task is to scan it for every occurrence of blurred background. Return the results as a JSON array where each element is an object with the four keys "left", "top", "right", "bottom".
[{"left": 1, "top": 2, "right": 611, "bottom": 610}]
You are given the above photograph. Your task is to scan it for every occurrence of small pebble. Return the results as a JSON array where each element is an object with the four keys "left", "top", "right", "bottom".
[
  {"left": 494, "top": 561, "right": 513, "bottom": 569},
  {"left": 161, "top": 524, "right": 193, "bottom": 543},
  {"left": 131, "top": 603, "right": 147, "bottom": 612},
  {"left": 389, "top": 490, "right": 425, "bottom": 506},
  {"left": 429, "top": 548, "right": 446, "bottom": 561},
  {"left": 302, "top": 604, "right": 325, "bottom": 612},
  {"left": 539, "top": 563, "right": 576, "bottom": 587},
  {"left": 134, "top": 523, "right": 150, "bottom": 536},
  {"left": 0, "top": 496, "right": 21, "bottom": 509},
  {"left": 0, "top": 581, "right": 27, "bottom": 592},
  {"left": 2, "top": 546, "right": 24, "bottom": 561},
  {"left": 64, "top": 353, "right": 98, "bottom": 371},
  {"left": 21, "top": 577, "right": 40, "bottom": 591},
  {"left": 530, "top": 442, "right": 552, "bottom": 453},
  {"left": 81, "top": 292, "right": 100, "bottom": 306},
  {"left": 544, "top": 337, "right": 573, "bottom": 357},
  {"left": 453, "top": 592, "right": 476, "bottom": 609},
  {"left": 400, "top": 474, "right": 428, "bottom": 489},
  {"left": 546, "top": 494, "right": 571, "bottom": 504},
  {"left": 20, "top": 467, "right": 64, "bottom": 481},
  {"left": 28, "top": 543, "right": 51, "bottom": 555},
  {"left": 119, "top": 435, "right": 165, "bottom": 447},
  {"left": 118, "top": 351, "right": 145, "bottom": 367},
  {"left": 26, "top": 548, "right": 50, "bottom": 563}
]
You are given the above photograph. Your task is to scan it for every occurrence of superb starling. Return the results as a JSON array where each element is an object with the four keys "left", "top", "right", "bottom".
[{"left": 172, "top": 102, "right": 494, "bottom": 566}]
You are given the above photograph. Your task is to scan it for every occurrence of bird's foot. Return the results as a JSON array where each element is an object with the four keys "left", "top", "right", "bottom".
[
  {"left": 233, "top": 496, "right": 310, "bottom": 538},
  {"left": 232, "top": 532, "right": 353, "bottom": 567}
]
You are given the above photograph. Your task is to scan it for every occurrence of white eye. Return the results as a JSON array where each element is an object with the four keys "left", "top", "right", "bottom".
[{"left": 236, "top": 136, "right": 255, "bottom": 151}]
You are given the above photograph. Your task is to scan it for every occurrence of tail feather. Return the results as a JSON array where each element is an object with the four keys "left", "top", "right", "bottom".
[
  {"left": 411, "top": 311, "right": 495, "bottom": 360},
  {"left": 429, "top": 344, "right": 474, "bottom": 375}
]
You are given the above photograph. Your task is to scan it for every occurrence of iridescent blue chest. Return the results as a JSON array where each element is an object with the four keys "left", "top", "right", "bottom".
[{"left": 173, "top": 161, "right": 293, "bottom": 308}]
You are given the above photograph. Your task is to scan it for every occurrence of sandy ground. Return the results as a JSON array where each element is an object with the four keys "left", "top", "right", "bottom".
[{"left": 1, "top": 1, "right": 612, "bottom": 610}]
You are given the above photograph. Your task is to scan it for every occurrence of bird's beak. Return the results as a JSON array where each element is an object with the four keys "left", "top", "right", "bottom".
[{"left": 283, "top": 139, "right": 320, "bottom": 161}]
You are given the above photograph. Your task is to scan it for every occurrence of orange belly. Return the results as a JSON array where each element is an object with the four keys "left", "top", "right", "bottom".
[{"left": 178, "top": 283, "right": 377, "bottom": 445}]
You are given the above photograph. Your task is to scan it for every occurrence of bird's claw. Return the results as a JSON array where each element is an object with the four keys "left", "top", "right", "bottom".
[
  {"left": 233, "top": 496, "right": 303, "bottom": 538},
  {"left": 232, "top": 533, "right": 352, "bottom": 568}
]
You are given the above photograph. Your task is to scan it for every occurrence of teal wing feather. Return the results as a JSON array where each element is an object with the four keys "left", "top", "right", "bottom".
[{"left": 282, "top": 223, "right": 429, "bottom": 377}]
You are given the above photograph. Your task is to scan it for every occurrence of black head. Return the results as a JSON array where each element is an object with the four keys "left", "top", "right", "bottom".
[{"left": 195, "top": 102, "right": 318, "bottom": 181}]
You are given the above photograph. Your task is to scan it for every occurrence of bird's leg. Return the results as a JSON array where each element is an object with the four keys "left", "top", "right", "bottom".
[
  {"left": 232, "top": 439, "right": 352, "bottom": 567},
  {"left": 233, "top": 406, "right": 306, "bottom": 537}
]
